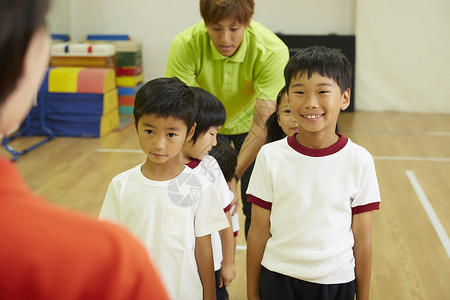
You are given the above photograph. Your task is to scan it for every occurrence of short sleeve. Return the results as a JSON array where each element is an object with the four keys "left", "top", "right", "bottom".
[
  {"left": 98, "top": 180, "right": 120, "bottom": 222},
  {"left": 208, "top": 158, "right": 232, "bottom": 209},
  {"left": 254, "top": 47, "right": 289, "bottom": 101},
  {"left": 165, "top": 33, "right": 198, "bottom": 86},
  {"left": 246, "top": 147, "right": 274, "bottom": 208},
  {"left": 351, "top": 150, "right": 381, "bottom": 213},
  {"left": 194, "top": 182, "right": 229, "bottom": 237}
]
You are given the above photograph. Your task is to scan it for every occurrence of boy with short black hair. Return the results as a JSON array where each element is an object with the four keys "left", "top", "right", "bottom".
[
  {"left": 99, "top": 77, "right": 229, "bottom": 300},
  {"left": 181, "top": 87, "right": 237, "bottom": 300},
  {"left": 247, "top": 46, "right": 381, "bottom": 300},
  {"left": 209, "top": 142, "right": 238, "bottom": 184}
]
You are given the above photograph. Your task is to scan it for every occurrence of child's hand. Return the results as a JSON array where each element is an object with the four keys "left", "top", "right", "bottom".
[{"left": 219, "top": 262, "right": 236, "bottom": 287}]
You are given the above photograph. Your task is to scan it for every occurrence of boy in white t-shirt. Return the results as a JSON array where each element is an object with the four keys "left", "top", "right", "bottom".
[
  {"left": 247, "top": 46, "right": 381, "bottom": 300},
  {"left": 99, "top": 77, "right": 229, "bottom": 300},
  {"left": 181, "top": 87, "right": 237, "bottom": 300}
]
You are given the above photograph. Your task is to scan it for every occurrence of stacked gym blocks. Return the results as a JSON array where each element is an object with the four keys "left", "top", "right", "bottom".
[
  {"left": 23, "top": 39, "right": 143, "bottom": 138},
  {"left": 112, "top": 41, "right": 143, "bottom": 115},
  {"left": 25, "top": 67, "right": 119, "bottom": 137}
]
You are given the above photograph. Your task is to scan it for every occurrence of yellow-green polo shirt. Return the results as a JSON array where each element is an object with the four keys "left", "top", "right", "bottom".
[{"left": 165, "top": 20, "right": 289, "bottom": 135}]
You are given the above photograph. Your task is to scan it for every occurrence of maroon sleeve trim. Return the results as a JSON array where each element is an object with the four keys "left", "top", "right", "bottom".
[
  {"left": 247, "top": 194, "right": 272, "bottom": 210},
  {"left": 233, "top": 231, "right": 238, "bottom": 237},
  {"left": 223, "top": 204, "right": 232, "bottom": 213},
  {"left": 352, "top": 202, "right": 380, "bottom": 214}
]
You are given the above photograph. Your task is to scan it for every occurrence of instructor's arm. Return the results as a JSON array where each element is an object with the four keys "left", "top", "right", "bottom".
[{"left": 234, "top": 99, "right": 275, "bottom": 180}]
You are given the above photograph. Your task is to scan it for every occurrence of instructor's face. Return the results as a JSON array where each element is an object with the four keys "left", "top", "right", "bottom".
[{"left": 206, "top": 17, "right": 248, "bottom": 57}]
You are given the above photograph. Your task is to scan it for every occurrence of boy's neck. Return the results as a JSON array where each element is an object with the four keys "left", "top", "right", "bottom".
[
  {"left": 141, "top": 156, "right": 185, "bottom": 181},
  {"left": 295, "top": 129, "right": 340, "bottom": 149},
  {"left": 179, "top": 151, "right": 194, "bottom": 165}
]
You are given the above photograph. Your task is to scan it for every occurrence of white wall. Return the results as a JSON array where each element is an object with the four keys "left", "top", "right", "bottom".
[
  {"left": 356, "top": 0, "right": 450, "bottom": 112},
  {"left": 47, "top": 0, "right": 71, "bottom": 34}
]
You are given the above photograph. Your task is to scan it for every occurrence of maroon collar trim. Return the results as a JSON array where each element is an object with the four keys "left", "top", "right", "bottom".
[
  {"left": 186, "top": 159, "right": 201, "bottom": 169},
  {"left": 287, "top": 134, "right": 348, "bottom": 157}
]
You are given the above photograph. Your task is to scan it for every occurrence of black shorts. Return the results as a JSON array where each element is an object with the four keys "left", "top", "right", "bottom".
[
  {"left": 215, "top": 269, "right": 229, "bottom": 300},
  {"left": 260, "top": 266, "right": 355, "bottom": 300}
]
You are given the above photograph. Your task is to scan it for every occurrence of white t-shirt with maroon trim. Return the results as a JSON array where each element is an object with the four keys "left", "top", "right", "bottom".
[
  {"left": 187, "top": 155, "right": 237, "bottom": 271},
  {"left": 99, "top": 165, "right": 229, "bottom": 300},
  {"left": 247, "top": 134, "right": 381, "bottom": 284}
]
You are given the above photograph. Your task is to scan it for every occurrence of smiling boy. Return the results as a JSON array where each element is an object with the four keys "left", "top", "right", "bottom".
[
  {"left": 99, "top": 77, "right": 229, "bottom": 300},
  {"left": 246, "top": 46, "right": 381, "bottom": 300}
]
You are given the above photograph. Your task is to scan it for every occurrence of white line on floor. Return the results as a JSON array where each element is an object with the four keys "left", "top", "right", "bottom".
[
  {"left": 97, "top": 148, "right": 143, "bottom": 153},
  {"left": 406, "top": 170, "right": 450, "bottom": 258},
  {"left": 236, "top": 245, "right": 247, "bottom": 251},
  {"left": 374, "top": 156, "right": 450, "bottom": 162},
  {"left": 426, "top": 131, "right": 450, "bottom": 136}
]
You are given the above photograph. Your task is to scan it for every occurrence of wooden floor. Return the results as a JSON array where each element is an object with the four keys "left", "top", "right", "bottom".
[{"left": 2, "top": 111, "right": 450, "bottom": 299}]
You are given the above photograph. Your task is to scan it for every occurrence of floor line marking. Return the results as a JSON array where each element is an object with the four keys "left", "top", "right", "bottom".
[
  {"left": 97, "top": 148, "right": 143, "bottom": 154},
  {"left": 406, "top": 170, "right": 450, "bottom": 258},
  {"left": 236, "top": 245, "right": 247, "bottom": 251},
  {"left": 374, "top": 156, "right": 450, "bottom": 162},
  {"left": 426, "top": 131, "right": 450, "bottom": 136},
  {"left": 340, "top": 130, "right": 450, "bottom": 136}
]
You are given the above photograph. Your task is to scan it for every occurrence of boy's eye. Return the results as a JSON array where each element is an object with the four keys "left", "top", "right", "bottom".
[
  {"left": 319, "top": 91, "right": 331, "bottom": 94},
  {"left": 167, "top": 133, "right": 177, "bottom": 138},
  {"left": 283, "top": 109, "right": 291, "bottom": 114},
  {"left": 231, "top": 27, "right": 239, "bottom": 31},
  {"left": 144, "top": 129, "right": 154, "bottom": 135},
  {"left": 294, "top": 91, "right": 304, "bottom": 95}
]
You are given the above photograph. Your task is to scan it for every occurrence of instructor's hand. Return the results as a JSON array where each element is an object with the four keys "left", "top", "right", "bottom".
[{"left": 228, "top": 177, "right": 239, "bottom": 216}]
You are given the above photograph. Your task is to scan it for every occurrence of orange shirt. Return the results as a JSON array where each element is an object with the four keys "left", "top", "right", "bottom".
[{"left": 0, "top": 156, "right": 169, "bottom": 300}]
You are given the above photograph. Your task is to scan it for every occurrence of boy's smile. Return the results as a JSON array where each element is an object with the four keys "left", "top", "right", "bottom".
[{"left": 288, "top": 72, "right": 350, "bottom": 148}]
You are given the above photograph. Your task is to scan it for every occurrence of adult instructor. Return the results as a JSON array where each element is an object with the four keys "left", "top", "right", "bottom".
[{"left": 165, "top": 0, "right": 289, "bottom": 238}]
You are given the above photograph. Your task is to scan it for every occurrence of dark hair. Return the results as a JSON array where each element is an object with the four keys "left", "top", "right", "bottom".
[
  {"left": 200, "top": 0, "right": 254, "bottom": 25},
  {"left": 133, "top": 77, "right": 197, "bottom": 132},
  {"left": 209, "top": 142, "right": 237, "bottom": 183},
  {"left": 284, "top": 46, "right": 352, "bottom": 95},
  {"left": 265, "top": 86, "right": 288, "bottom": 143},
  {"left": 190, "top": 87, "right": 226, "bottom": 144},
  {"left": 0, "top": 0, "right": 50, "bottom": 105}
]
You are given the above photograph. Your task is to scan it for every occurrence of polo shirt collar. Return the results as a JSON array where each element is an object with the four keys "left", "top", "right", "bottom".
[{"left": 210, "top": 31, "right": 248, "bottom": 63}]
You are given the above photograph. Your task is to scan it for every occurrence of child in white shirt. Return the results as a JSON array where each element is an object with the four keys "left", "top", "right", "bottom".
[{"left": 99, "top": 77, "right": 228, "bottom": 300}]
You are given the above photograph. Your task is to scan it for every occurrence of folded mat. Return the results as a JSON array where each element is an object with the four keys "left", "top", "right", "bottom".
[{"left": 46, "top": 67, "right": 116, "bottom": 94}]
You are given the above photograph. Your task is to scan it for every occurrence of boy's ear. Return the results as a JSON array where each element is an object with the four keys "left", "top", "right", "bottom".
[
  {"left": 132, "top": 115, "right": 138, "bottom": 131},
  {"left": 186, "top": 122, "right": 197, "bottom": 142},
  {"left": 340, "top": 89, "right": 351, "bottom": 111}
]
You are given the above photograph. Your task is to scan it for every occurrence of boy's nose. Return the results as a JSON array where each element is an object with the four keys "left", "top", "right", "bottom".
[
  {"left": 304, "top": 95, "right": 319, "bottom": 108},
  {"left": 152, "top": 136, "right": 164, "bottom": 150}
]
